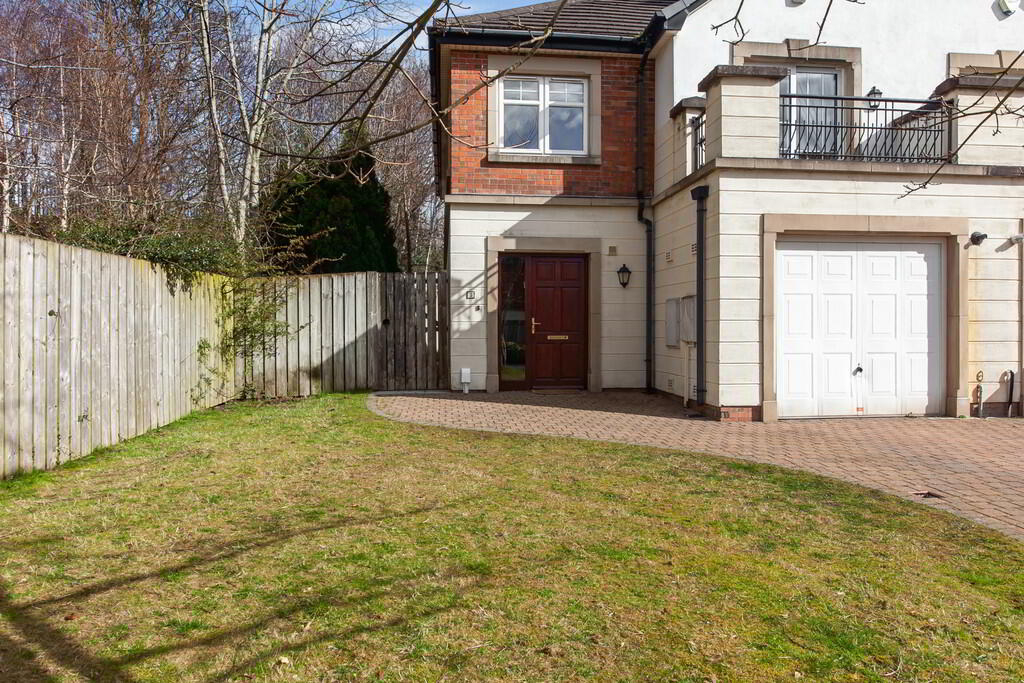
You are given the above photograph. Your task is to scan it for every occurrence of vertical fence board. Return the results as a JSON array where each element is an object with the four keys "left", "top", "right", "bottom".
[
  {"left": 259, "top": 281, "right": 273, "bottom": 398},
  {"left": 80, "top": 248, "right": 93, "bottom": 456},
  {"left": 328, "top": 276, "right": 342, "bottom": 391},
  {"left": 5, "top": 240, "right": 21, "bottom": 474},
  {"left": 341, "top": 276, "right": 354, "bottom": 391},
  {"left": 416, "top": 273, "right": 428, "bottom": 390},
  {"left": 57, "top": 245, "right": 72, "bottom": 463},
  {"left": 378, "top": 272, "right": 389, "bottom": 389},
  {"left": 118, "top": 256, "right": 129, "bottom": 441},
  {"left": 0, "top": 235, "right": 9, "bottom": 475},
  {"left": 16, "top": 239, "right": 31, "bottom": 471},
  {"left": 0, "top": 235, "right": 4, "bottom": 476},
  {"left": 286, "top": 281, "right": 299, "bottom": 397},
  {"left": 107, "top": 251, "right": 117, "bottom": 444},
  {"left": 99, "top": 252, "right": 111, "bottom": 448},
  {"left": 124, "top": 259, "right": 136, "bottom": 438},
  {"left": 298, "top": 278, "right": 311, "bottom": 397},
  {"left": 25, "top": 240, "right": 41, "bottom": 471},
  {"left": 133, "top": 263, "right": 143, "bottom": 435},
  {"left": 274, "top": 280, "right": 287, "bottom": 398},
  {"left": 319, "top": 277, "right": 334, "bottom": 394},
  {"left": 69, "top": 247, "right": 82, "bottom": 458},
  {"left": 366, "top": 274, "right": 380, "bottom": 390},
  {"left": 426, "top": 273, "right": 437, "bottom": 390},
  {"left": 355, "top": 274, "right": 368, "bottom": 389},
  {"left": 309, "top": 277, "right": 322, "bottom": 395},
  {"left": 43, "top": 242, "right": 58, "bottom": 469}
]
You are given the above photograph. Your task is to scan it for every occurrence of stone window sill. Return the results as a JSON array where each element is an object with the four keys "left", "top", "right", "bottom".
[{"left": 487, "top": 151, "right": 601, "bottom": 166}]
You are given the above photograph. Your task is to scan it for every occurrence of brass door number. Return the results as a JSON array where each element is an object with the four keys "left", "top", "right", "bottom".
[{"left": 546, "top": 335, "right": 569, "bottom": 340}]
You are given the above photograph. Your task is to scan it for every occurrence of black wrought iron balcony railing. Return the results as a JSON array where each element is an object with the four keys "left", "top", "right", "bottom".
[{"left": 779, "top": 94, "right": 955, "bottom": 164}]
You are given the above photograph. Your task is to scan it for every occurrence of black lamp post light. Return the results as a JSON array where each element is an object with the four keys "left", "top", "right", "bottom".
[
  {"left": 617, "top": 264, "right": 632, "bottom": 288},
  {"left": 867, "top": 86, "right": 883, "bottom": 109}
]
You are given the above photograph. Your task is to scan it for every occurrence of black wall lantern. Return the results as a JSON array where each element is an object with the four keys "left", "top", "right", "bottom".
[
  {"left": 866, "top": 86, "right": 883, "bottom": 109},
  {"left": 617, "top": 264, "right": 632, "bottom": 288}
]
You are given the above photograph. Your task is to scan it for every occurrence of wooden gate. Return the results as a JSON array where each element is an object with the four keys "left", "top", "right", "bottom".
[{"left": 378, "top": 272, "right": 450, "bottom": 390}]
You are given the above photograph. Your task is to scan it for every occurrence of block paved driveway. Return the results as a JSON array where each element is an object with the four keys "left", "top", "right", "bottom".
[{"left": 370, "top": 391, "right": 1024, "bottom": 541}]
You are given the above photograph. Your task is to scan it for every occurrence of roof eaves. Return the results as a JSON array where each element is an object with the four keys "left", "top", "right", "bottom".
[{"left": 427, "top": 25, "right": 647, "bottom": 54}]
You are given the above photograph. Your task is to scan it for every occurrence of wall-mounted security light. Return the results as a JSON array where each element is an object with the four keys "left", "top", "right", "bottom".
[
  {"left": 997, "top": 0, "right": 1015, "bottom": 16},
  {"left": 617, "top": 264, "right": 632, "bottom": 288},
  {"left": 970, "top": 231, "right": 988, "bottom": 246},
  {"left": 866, "top": 86, "right": 883, "bottom": 109}
]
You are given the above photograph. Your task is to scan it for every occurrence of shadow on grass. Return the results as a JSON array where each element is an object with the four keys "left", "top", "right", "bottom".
[{"left": 0, "top": 497, "right": 490, "bottom": 682}]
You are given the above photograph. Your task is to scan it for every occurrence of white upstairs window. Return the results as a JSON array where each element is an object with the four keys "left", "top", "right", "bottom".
[{"left": 499, "top": 76, "right": 587, "bottom": 155}]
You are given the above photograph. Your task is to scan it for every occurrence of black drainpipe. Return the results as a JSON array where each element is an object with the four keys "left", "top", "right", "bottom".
[
  {"left": 636, "top": 35, "right": 655, "bottom": 393},
  {"left": 691, "top": 185, "right": 709, "bottom": 405}
]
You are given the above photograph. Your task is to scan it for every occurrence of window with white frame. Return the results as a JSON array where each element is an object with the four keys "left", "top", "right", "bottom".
[{"left": 499, "top": 76, "right": 587, "bottom": 155}]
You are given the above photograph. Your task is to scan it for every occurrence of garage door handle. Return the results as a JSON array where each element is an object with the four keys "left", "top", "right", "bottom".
[{"left": 853, "top": 365, "right": 863, "bottom": 375}]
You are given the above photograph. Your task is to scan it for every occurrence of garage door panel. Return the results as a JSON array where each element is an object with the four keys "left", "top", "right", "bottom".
[
  {"left": 822, "top": 353, "right": 854, "bottom": 395},
  {"left": 906, "top": 352, "right": 930, "bottom": 394},
  {"left": 822, "top": 293, "right": 853, "bottom": 338},
  {"left": 784, "top": 293, "right": 814, "bottom": 338},
  {"left": 783, "top": 354, "right": 814, "bottom": 398},
  {"left": 782, "top": 251, "right": 815, "bottom": 280},
  {"left": 866, "top": 294, "right": 897, "bottom": 339},
  {"left": 906, "top": 294, "right": 930, "bottom": 339},
  {"left": 865, "top": 353, "right": 897, "bottom": 394},
  {"left": 821, "top": 253, "right": 854, "bottom": 281},
  {"left": 865, "top": 252, "right": 898, "bottom": 281}
]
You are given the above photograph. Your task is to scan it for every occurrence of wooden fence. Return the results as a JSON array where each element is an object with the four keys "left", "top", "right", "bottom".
[
  {"left": 1, "top": 234, "right": 233, "bottom": 479},
  {"left": 237, "top": 271, "right": 450, "bottom": 397},
  {"left": 1, "top": 234, "right": 450, "bottom": 478}
]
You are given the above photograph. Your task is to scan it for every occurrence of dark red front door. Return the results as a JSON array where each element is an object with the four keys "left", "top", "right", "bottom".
[{"left": 526, "top": 255, "right": 587, "bottom": 389}]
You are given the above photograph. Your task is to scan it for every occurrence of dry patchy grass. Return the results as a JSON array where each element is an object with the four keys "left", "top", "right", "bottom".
[{"left": 0, "top": 393, "right": 1022, "bottom": 682}]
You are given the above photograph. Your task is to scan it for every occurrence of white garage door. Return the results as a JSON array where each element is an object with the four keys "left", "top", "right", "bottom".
[{"left": 777, "top": 240, "right": 945, "bottom": 418}]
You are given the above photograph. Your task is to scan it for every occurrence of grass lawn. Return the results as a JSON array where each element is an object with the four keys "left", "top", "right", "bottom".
[{"left": 1, "top": 394, "right": 1022, "bottom": 682}]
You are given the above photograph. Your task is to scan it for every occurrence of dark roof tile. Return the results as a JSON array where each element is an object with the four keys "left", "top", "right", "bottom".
[{"left": 434, "top": 0, "right": 674, "bottom": 39}]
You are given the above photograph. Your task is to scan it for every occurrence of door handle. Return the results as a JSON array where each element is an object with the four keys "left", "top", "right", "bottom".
[
  {"left": 853, "top": 364, "right": 863, "bottom": 376},
  {"left": 531, "top": 317, "right": 540, "bottom": 334}
]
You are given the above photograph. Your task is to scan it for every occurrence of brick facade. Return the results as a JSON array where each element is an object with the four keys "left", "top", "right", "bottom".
[{"left": 447, "top": 50, "right": 655, "bottom": 197}]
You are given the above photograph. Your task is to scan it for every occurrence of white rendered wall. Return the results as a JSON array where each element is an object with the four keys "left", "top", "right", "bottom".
[
  {"left": 653, "top": 185, "right": 699, "bottom": 401},
  {"left": 664, "top": 0, "right": 1023, "bottom": 120},
  {"left": 448, "top": 202, "right": 647, "bottom": 391}
]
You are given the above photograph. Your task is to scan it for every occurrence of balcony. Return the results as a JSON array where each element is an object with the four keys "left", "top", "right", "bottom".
[
  {"left": 779, "top": 94, "right": 954, "bottom": 164},
  {"left": 673, "top": 64, "right": 1024, "bottom": 179},
  {"left": 689, "top": 94, "right": 954, "bottom": 170}
]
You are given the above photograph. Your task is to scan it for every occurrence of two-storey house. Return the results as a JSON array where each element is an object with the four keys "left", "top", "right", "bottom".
[{"left": 428, "top": 0, "right": 1024, "bottom": 421}]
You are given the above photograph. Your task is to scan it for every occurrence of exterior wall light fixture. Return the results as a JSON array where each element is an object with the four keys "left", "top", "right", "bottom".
[
  {"left": 970, "top": 231, "right": 988, "bottom": 246},
  {"left": 867, "top": 86, "right": 883, "bottom": 109},
  {"left": 617, "top": 264, "right": 632, "bottom": 288}
]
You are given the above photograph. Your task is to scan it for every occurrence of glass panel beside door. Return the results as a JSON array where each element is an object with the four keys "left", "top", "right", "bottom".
[{"left": 499, "top": 255, "right": 527, "bottom": 387}]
